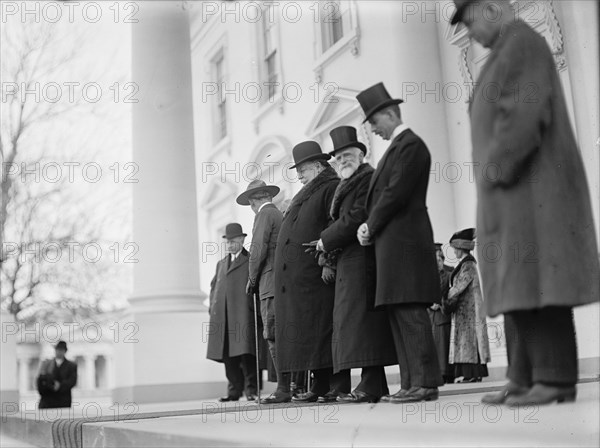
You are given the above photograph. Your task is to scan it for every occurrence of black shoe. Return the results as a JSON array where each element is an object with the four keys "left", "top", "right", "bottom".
[
  {"left": 292, "top": 391, "right": 319, "bottom": 403},
  {"left": 317, "top": 391, "right": 339, "bottom": 403},
  {"left": 218, "top": 396, "right": 240, "bottom": 402},
  {"left": 481, "top": 381, "right": 530, "bottom": 404},
  {"left": 390, "top": 387, "right": 439, "bottom": 403},
  {"left": 337, "top": 390, "right": 379, "bottom": 403},
  {"left": 262, "top": 391, "right": 292, "bottom": 404},
  {"left": 380, "top": 389, "right": 410, "bottom": 402}
]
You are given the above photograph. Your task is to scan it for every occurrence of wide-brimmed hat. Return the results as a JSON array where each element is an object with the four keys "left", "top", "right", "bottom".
[
  {"left": 236, "top": 179, "right": 280, "bottom": 206},
  {"left": 356, "top": 82, "right": 404, "bottom": 123},
  {"left": 328, "top": 126, "right": 367, "bottom": 156},
  {"left": 450, "top": 228, "right": 476, "bottom": 251},
  {"left": 222, "top": 223, "right": 247, "bottom": 239},
  {"left": 55, "top": 341, "right": 68, "bottom": 351},
  {"left": 450, "top": 0, "right": 476, "bottom": 25},
  {"left": 289, "top": 141, "right": 331, "bottom": 169}
]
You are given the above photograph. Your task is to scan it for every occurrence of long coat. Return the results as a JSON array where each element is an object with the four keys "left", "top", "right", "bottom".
[
  {"left": 248, "top": 203, "right": 283, "bottom": 300},
  {"left": 206, "top": 248, "right": 257, "bottom": 361},
  {"left": 274, "top": 166, "right": 339, "bottom": 372},
  {"left": 38, "top": 358, "right": 78, "bottom": 409},
  {"left": 447, "top": 256, "right": 491, "bottom": 365},
  {"left": 470, "top": 19, "right": 600, "bottom": 317},
  {"left": 365, "top": 129, "right": 441, "bottom": 307},
  {"left": 320, "top": 163, "right": 397, "bottom": 373}
]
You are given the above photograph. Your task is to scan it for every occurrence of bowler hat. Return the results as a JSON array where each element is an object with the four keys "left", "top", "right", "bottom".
[
  {"left": 450, "top": 0, "right": 476, "bottom": 25},
  {"left": 356, "top": 82, "right": 404, "bottom": 123},
  {"left": 222, "top": 223, "right": 247, "bottom": 239},
  {"left": 236, "top": 179, "right": 280, "bottom": 206},
  {"left": 289, "top": 141, "right": 331, "bottom": 169},
  {"left": 55, "top": 340, "right": 68, "bottom": 351},
  {"left": 328, "top": 126, "right": 367, "bottom": 156},
  {"left": 450, "top": 228, "right": 476, "bottom": 251}
]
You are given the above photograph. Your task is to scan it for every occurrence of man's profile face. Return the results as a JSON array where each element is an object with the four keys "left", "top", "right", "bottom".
[
  {"left": 296, "top": 161, "right": 320, "bottom": 185},
  {"left": 462, "top": 1, "right": 507, "bottom": 48},
  {"left": 368, "top": 110, "right": 396, "bottom": 140},
  {"left": 226, "top": 236, "right": 245, "bottom": 254},
  {"left": 335, "top": 147, "right": 363, "bottom": 179}
]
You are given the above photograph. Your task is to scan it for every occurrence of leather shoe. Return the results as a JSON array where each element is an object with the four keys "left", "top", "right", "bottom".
[
  {"left": 317, "top": 391, "right": 339, "bottom": 403},
  {"left": 505, "top": 383, "right": 576, "bottom": 406},
  {"left": 390, "top": 387, "right": 439, "bottom": 403},
  {"left": 292, "top": 391, "right": 319, "bottom": 403},
  {"left": 218, "top": 396, "right": 240, "bottom": 402},
  {"left": 380, "top": 389, "right": 409, "bottom": 402},
  {"left": 481, "top": 381, "right": 530, "bottom": 405},
  {"left": 337, "top": 390, "right": 379, "bottom": 404},
  {"left": 262, "top": 391, "right": 292, "bottom": 404}
]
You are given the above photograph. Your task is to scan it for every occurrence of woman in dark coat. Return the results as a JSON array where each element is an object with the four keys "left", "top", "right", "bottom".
[
  {"left": 274, "top": 141, "right": 341, "bottom": 401},
  {"left": 319, "top": 127, "right": 397, "bottom": 403},
  {"left": 444, "top": 229, "right": 490, "bottom": 383}
]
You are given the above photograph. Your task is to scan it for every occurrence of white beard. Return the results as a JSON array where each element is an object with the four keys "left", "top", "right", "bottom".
[{"left": 340, "top": 165, "right": 358, "bottom": 179}]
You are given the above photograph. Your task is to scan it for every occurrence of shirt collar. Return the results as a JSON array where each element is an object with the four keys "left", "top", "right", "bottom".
[
  {"left": 258, "top": 202, "right": 273, "bottom": 213},
  {"left": 231, "top": 249, "right": 242, "bottom": 261},
  {"left": 390, "top": 123, "right": 410, "bottom": 141}
]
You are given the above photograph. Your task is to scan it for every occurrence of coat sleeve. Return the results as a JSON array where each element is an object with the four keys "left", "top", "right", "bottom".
[
  {"left": 248, "top": 212, "right": 271, "bottom": 285},
  {"left": 448, "top": 262, "right": 475, "bottom": 300},
  {"left": 320, "top": 176, "right": 369, "bottom": 251},
  {"left": 59, "top": 362, "right": 78, "bottom": 392},
  {"left": 366, "top": 140, "right": 428, "bottom": 236},
  {"left": 483, "top": 29, "right": 552, "bottom": 188},
  {"left": 209, "top": 264, "right": 219, "bottom": 311}
]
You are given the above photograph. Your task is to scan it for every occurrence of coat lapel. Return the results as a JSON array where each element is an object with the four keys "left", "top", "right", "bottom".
[
  {"left": 367, "top": 130, "right": 409, "bottom": 205},
  {"left": 228, "top": 249, "right": 248, "bottom": 274}
]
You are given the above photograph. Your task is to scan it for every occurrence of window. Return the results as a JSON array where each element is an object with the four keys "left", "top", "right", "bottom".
[
  {"left": 320, "top": 1, "right": 352, "bottom": 52},
  {"left": 260, "top": 3, "right": 279, "bottom": 102},
  {"left": 213, "top": 52, "right": 227, "bottom": 142}
]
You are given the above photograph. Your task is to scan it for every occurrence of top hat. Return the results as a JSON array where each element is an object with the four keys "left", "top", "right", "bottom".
[
  {"left": 236, "top": 179, "right": 280, "bottom": 206},
  {"left": 289, "top": 141, "right": 331, "bottom": 169},
  {"left": 434, "top": 242, "right": 443, "bottom": 250},
  {"left": 450, "top": 0, "right": 476, "bottom": 25},
  {"left": 328, "top": 126, "right": 367, "bottom": 156},
  {"left": 222, "top": 223, "right": 247, "bottom": 240},
  {"left": 55, "top": 340, "right": 68, "bottom": 351},
  {"left": 450, "top": 228, "right": 476, "bottom": 251},
  {"left": 356, "top": 82, "right": 404, "bottom": 123}
]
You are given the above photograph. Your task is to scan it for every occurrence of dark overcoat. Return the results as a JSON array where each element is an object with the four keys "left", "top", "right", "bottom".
[
  {"left": 274, "top": 166, "right": 339, "bottom": 372},
  {"left": 320, "top": 163, "right": 397, "bottom": 373},
  {"left": 206, "top": 248, "right": 257, "bottom": 361},
  {"left": 470, "top": 20, "right": 600, "bottom": 317},
  {"left": 365, "top": 129, "right": 441, "bottom": 307},
  {"left": 447, "top": 256, "right": 491, "bottom": 364},
  {"left": 38, "top": 358, "right": 78, "bottom": 409}
]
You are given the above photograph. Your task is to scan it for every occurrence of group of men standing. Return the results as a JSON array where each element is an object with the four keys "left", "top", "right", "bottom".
[{"left": 207, "top": 0, "right": 600, "bottom": 408}]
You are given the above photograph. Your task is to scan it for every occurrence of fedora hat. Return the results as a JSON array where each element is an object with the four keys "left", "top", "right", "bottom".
[
  {"left": 222, "top": 223, "right": 247, "bottom": 239},
  {"left": 450, "top": 228, "right": 476, "bottom": 251},
  {"left": 289, "top": 141, "right": 331, "bottom": 169},
  {"left": 356, "top": 82, "right": 404, "bottom": 123},
  {"left": 236, "top": 179, "right": 280, "bottom": 206},
  {"left": 328, "top": 126, "right": 367, "bottom": 156},
  {"left": 450, "top": 0, "right": 476, "bottom": 25}
]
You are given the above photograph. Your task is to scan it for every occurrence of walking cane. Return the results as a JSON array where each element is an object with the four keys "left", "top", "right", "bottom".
[{"left": 252, "top": 292, "right": 261, "bottom": 405}]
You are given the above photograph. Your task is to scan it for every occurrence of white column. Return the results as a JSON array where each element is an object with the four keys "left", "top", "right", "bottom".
[
  {"left": 1, "top": 309, "right": 19, "bottom": 410},
  {"left": 113, "top": 0, "right": 207, "bottom": 404},
  {"left": 84, "top": 356, "right": 96, "bottom": 390}
]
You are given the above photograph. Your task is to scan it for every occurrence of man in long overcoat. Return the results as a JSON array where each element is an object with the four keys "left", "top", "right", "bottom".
[
  {"left": 206, "top": 223, "right": 258, "bottom": 402},
  {"left": 451, "top": 0, "right": 600, "bottom": 405},
  {"left": 356, "top": 82, "right": 443, "bottom": 403},
  {"left": 236, "top": 179, "right": 290, "bottom": 404},
  {"left": 274, "top": 141, "right": 344, "bottom": 402},
  {"left": 38, "top": 341, "right": 78, "bottom": 409},
  {"left": 317, "top": 126, "right": 397, "bottom": 403}
]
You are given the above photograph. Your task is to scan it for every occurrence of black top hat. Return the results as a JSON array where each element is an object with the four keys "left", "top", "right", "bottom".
[
  {"left": 222, "top": 223, "right": 247, "bottom": 239},
  {"left": 289, "top": 141, "right": 331, "bottom": 169},
  {"left": 450, "top": 0, "right": 476, "bottom": 25},
  {"left": 356, "top": 82, "right": 404, "bottom": 123},
  {"left": 236, "top": 179, "right": 280, "bottom": 206},
  {"left": 55, "top": 340, "right": 68, "bottom": 351},
  {"left": 328, "top": 126, "right": 367, "bottom": 156},
  {"left": 450, "top": 228, "right": 476, "bottom": 251}
]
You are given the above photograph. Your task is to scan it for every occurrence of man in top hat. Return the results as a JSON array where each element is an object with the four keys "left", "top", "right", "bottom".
[
  {"left": 429, "top": 243, "right": 455, "bottom": 384},
  {"left": 206, "top": 223, "right": 258, "bottom": 402},
  {"left": 236, "top": 180, "right": 290, "bottom": 403},
  {"left": 356, "top": 82, "right": 443, "bottom": 403},
  {"left": 451, "top": 0, "right": 599, "bottom": 405},
  {"left": 37, "top": 341, "right": 78, "bottom": 408},
  {"left": 311, "top": 126, "right": 397, "bottom": 403},
  {"left": 273, "top": 141, "right": 345, "bottom": 403}
]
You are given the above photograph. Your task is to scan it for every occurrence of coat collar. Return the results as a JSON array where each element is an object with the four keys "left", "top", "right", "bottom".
[
  {"left": 330, "top": 163, "right": 374, "bottom": 220},
  {"left": 224, "top": 248, "right": 249, "bottom": 273},
  {"left": 284, "top": 165, "right": 338, "bottom": 218}
]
